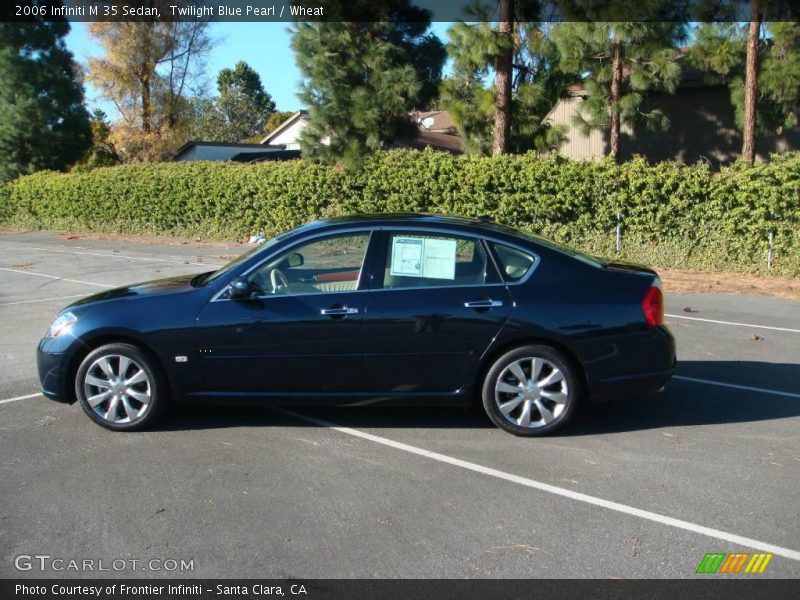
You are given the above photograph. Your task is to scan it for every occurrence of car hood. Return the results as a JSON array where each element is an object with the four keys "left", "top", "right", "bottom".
[{"left": 65, "top": 273, "right": 202, "bottom": 309}]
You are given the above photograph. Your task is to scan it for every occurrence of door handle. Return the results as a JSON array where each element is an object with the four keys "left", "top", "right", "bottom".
[
  {"left": 464, "top": 299, "right": 503, "bottom": 309},
  {"left": 320, "top": 306, "right": 359, "bottom": 316}
]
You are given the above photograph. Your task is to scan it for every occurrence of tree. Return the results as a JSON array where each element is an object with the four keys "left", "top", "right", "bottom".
[
  {"left": 742, "top": 1, "right": 761, "bottom": 162},
  {"left": 441, "top": 17, "right": 571, "bottom": 155},
  {"left": 552, "top": 10, "right": 683, "bottom": 159},
  {"left": 187, "top": 62, "right": 276, "bottom": 143},
  {"left": 441, "top": 1, "right": 545, "bottom": 155},
  {"left": 86, "top": 14, "right": 213, "bottom": 161},
  {"left": 290, "top": 1, "right": 445, "bottom": 166},
  {"left": 74, "top": 109, "right": 121, "bottom": 171},
  {"left": 0, "top": 4, "right": 91, "bottom": 181},
  {"left": 493, "top": 0, "right": 514, "bottom": 155},
  {"left": 440, "top": 65, "right": 495, "bottom": 154},
  {"left": 217, "top": 61, "right": 275, "bottom": 114},
  {"left": 264, "top": 111, "right": 297, "bottom": 136},
  {"left": 688, "top": 18, "right": 800, "bottom": 163}
]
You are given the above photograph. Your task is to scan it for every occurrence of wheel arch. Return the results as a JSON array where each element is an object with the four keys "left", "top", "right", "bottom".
[
  {"left": 475, "top": 336, "right": 589, "bottom": 404},
  {"left": 65, "top": 331, "right": 169, "bottom": 404}
]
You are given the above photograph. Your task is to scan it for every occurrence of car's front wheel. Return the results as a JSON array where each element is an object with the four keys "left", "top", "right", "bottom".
[
  {"left": 75, "top": 343, "right": 167, "bottom": 431},
  {"left": 482, "top": 344, "right": 580, "bottom": 437}
]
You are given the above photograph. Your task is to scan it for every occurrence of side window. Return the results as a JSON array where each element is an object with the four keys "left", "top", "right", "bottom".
[
  {"left": 248, "top": 233, "right": 369, "bottom": 295},
  {"left": 490, "top": 243, "right": 536, "bottom": 282},
  {"left": 382, "top": 232, "right": 491, "bottom": 289}
]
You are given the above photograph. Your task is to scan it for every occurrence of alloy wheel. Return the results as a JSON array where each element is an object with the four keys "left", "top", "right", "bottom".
[
  {"left": 82, "top": 354, "right": 152, "bottom": 424},
  {"left": 494, "top": 357, "right": 569, "bottom": 429}
]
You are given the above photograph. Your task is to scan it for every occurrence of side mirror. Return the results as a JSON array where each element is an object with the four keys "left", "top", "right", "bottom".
[
  {"left": 228, "top": 276, "right": 254, "bottom": 299},
  {"left": 286, "top": 252, "right": 304, "bottom": 268}
]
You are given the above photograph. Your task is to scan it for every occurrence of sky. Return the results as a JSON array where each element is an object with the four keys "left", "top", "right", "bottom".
[{"left": 66, "top": 21, "right": 454, "bottom": 118}]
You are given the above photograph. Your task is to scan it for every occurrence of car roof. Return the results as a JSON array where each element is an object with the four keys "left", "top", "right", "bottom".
[{"left": 299, "top": 213, "right": 517, "bottom": 237}]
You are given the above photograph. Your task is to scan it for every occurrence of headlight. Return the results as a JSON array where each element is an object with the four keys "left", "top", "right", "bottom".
[{"left": 47, "top": 312, "right": 78, "bottom": 338}]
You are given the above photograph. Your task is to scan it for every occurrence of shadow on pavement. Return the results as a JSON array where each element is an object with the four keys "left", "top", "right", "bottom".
[{"left": 155, "top": 360, "right": 800, "bottom": 435}]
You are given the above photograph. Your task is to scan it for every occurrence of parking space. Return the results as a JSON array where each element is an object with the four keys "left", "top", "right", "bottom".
[{"left": 1, "top": 231, "right": 798, "bottom": 578}]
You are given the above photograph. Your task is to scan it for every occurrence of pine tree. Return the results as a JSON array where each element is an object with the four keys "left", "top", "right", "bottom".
[
  {"left": 688, "top": 18, "right": 800, "bottom": 163},
  {"left": 0, "top": 4, "right": 91, "bottom": 181},
  {"left": 290, "top": 2, "right": 445, "bottom": 166},
  {"left": 74, "top": 109, "right": 121, "bottom": 171},
  {"left": 552, "top": 12, "right": 683, "bottom": 160},
  {"left": 441, "top": 18, "right": 571, "bottom": 155}
]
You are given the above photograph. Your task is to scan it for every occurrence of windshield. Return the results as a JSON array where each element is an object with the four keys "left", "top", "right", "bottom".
[{"left": 199, "top": 231, "right": 293, "bottom": 285}]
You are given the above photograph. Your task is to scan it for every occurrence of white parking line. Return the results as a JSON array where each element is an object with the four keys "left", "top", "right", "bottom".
[
  {"left": 0, "top": 294, "right": 86, "bottom": 307},
  {"left": 666, "top": 313, "right": 800, "bottom": 334},
  {"left": 275, "top": 407, "right": 800, "bottom": 562},
  {"left": 0, "top": 392, "right": 42, "bottom": 405},
  {"left": 673, "top": 375, "right": 800, "bottom": 398},
  {"left": 0, "top": 267, "right": 113, "bottom": 288},
  {"left": 24, "top": 245, "right": 223, "bottom": 267}
]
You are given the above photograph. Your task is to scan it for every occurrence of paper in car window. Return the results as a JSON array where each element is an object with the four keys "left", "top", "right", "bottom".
[
  {"left": 421, "top": 238, "right": 456, "bottom": 279},
  {"left": 390, "top": 236, "right": 456, "bottom": 280}
]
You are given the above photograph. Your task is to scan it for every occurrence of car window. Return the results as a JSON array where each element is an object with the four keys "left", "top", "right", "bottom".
[
  {"left": 202, "top": 231, "right": 292, "bottom": 285},
  {"left": 248, "top": 233, "right": 369, "bottom": 295},
  {"left": 490, "top": 243, "right": 536, "bottom": 282},
  {"left": 382, "top": 232, "right": 490, "bottom": 289}
]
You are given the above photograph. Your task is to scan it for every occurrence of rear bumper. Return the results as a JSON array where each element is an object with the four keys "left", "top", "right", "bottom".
[
  {"left": 587, "top": 325, "right": 676, "bottom": 402},
  {"left": 589, "top": 368, "right": 675, "bottom": 402},
  {"left": 36, "top": 341, "right": 73, "bottom": 404}
]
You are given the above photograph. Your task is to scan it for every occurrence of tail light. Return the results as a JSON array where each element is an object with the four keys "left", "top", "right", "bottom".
[{"left": 641, "top": 279, "right": 664, "bottom": 327}]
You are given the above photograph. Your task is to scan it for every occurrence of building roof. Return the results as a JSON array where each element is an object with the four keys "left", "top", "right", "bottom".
[
  {"left": 232, "top": 150, "right": 302, "bottom": 163},
  {"left": 397, "top": 129, "right": 463, "bottom": 154},
  {"left": 259, "top": 110, "right": 308, "bottom": 145},
  {"left": 412, "top": 110, "right": 457, "bottom": 133},
  {"left": 173, "top": 142, "right": 286, "bottom": 161}
]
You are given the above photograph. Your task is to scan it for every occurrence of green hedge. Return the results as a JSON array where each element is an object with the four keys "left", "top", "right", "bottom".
[{"left": 2, "top": 150, "right": 799, "bottom": 276}]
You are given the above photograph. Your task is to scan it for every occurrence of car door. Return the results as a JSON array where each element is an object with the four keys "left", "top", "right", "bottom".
[
  {"left": 362, "top": 229, "right": 513, "bottom": 395},
  {"left": 194, "top": 231, "right": 374, "bottom": 397}
]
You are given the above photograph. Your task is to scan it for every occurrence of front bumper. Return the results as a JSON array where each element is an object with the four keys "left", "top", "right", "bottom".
[{"left": 37, "top": 339, "right": 73, "bottom": 403}]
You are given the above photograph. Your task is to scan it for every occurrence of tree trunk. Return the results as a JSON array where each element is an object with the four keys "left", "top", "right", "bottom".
[
  {"left": 742, "top": 0, "right": 760, "bottom": 163},
  {"left": 609, "top": 38, "right": 623, "bottom": 160},
  {"left": 492, "top": 0, "right": 513, "bottom": 155},
  {"left": 141, "top": 75, "right": 152, "bottom": 133}
]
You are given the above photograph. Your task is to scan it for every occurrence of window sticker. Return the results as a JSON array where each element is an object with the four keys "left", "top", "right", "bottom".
[
  {"left": 390, "top": 237, "right": 424, "bottom": 276},
  {"left": 390, "top": 237, "right": 457, "bottom": 280},
  {"left": 421, "top": 238, "right": 457, "bottom": 280}
]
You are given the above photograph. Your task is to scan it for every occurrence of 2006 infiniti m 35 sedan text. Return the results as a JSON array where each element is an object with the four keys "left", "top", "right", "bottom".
[{"left": 37, "top": 214, "right": 675, "bottom": 436}]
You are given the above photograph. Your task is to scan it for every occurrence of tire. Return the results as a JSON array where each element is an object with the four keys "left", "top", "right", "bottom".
[
  {"left": 74, "top": 343, "right": 168, "bottom": 431},
  {"left": 482, "top": 344, "right": 580, "bottom": 437}
]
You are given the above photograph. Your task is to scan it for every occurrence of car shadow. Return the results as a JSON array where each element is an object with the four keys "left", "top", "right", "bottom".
[
  {"left": 567, "top": 360, "right": 800, "bottom": 436},
  {"left": 155, "top": 361, "right": 800, "bottom": 435}
]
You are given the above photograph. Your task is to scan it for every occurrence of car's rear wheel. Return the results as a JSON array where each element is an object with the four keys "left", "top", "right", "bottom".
[
  {"left": 75, "top": 343, "right": 166, "bottom": 431},
  {"left": 482, "top": 344, "right": 579, "bottom": 437}
]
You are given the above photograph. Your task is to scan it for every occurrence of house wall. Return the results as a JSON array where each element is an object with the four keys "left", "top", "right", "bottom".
[
  {"left": 547, "top": 96, "right": 611, "bottom": 160},
  {"left": 550, "top": 87, "right": 799, "bottom": 165},
  {"left": 267, "top": 119, "right": 308, "bottom": 150}
]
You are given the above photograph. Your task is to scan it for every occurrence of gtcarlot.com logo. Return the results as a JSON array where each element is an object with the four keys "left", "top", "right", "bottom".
[
  {"left": 14, "top": 554, "right": 194, "bottom": 572},
  {"left": 696, "top": 552, "right": 773, "bottom": 574}
]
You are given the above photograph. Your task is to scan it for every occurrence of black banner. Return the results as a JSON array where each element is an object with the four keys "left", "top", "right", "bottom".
[
  {"left": 3, "top": 0, "right": 800, "bottom": 23},
  {"left": 3, "top": 579, "right": 800, "bottom": 600}
]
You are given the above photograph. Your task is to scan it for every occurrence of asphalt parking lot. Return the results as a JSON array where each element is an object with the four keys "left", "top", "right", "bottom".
[{"left": 1, "top": 231, "right": 798, "bottom": 579}]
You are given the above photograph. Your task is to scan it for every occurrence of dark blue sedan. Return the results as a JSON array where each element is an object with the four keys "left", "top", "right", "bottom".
[{"left": 37, "top": 214, "right": 675, "bottom": 436}]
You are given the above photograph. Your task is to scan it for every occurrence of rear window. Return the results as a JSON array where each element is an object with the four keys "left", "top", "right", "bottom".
[{"left": 490, "top": 243, "right": 536, "bottom": 282}]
